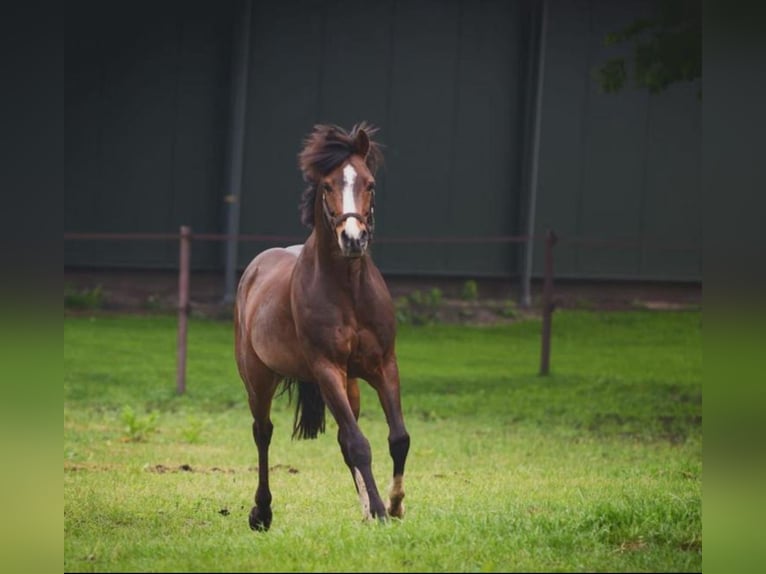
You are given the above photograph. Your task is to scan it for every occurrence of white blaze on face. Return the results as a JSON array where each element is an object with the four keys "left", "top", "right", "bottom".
[{"left": 341, "top": 164, "right": 362, "bottom": 239}]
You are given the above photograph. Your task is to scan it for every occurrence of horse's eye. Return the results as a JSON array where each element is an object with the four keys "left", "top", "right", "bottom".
[
  {"left": 322, "top": 183, "right": 333, "bottom": 193},
  {"left": 367, "top": 182, "right": 376, "bottom": 192}
]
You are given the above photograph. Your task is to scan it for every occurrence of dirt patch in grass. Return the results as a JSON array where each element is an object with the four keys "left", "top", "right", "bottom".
[
  {"left": 141, "top": 463, "right": 300, "bottom": 474},
  {"left": 145, "top": 464, "right": 237, "bottom": 474}
]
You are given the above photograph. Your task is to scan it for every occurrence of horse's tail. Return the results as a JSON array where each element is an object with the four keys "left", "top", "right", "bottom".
[{"left": 281, "top": 379, "right": 326, "bottom": 440}]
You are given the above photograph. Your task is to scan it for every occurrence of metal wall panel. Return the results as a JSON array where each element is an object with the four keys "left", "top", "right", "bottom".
[
  {"left": 64, "top": 0, "right": 233, "bottom": 268},
  {"left": 63, "top": 0, "right": 700, "bottom": 282},
  {"left": 529, "top": 0, "right": 591, "bottom": 278},
  {"left": 372, "top": 0, "right": 466, "bottom": 275},
  {"left": 533, "top": 0, "right": 701, "bottom": 280},
  {"left": 639, "top": 82, "right": 702, "bottom": 278}
]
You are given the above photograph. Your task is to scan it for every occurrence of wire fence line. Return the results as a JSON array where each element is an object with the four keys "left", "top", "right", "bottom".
[{"left": 65, "top": 227, "right": 698, "bottom": 394}]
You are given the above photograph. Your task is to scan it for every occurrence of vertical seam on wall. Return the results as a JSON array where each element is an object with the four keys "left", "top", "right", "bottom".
[
  {"left": 517, "top": 0, "right": 535, "bottom": 249},
  {"left": 384, "top": 0, "right": 397, "bottom": 138},
  {"left": 574, "top": 0, "right": 594, "bottom": 274},
  {"left": 382, "top": 0, "right": 397, "bottom": 227},
  {"left": 314, "top": 2, "right": 328, "bottom": 122},
  {"left": 522, "top": 0, "right": 547, "bottom": 289},
  {"left": 95, "top": 4, "right": 107, "bottom": 232},
  {"left": 168, "top": 13, "right": 183, "bottom": 263}
]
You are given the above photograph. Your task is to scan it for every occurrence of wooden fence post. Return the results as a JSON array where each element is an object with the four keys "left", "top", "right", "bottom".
[
  {"left": 539, "top": 229, "right": 557, "bottom": 375},
  {"left": 176, "top": 225, "right": 191, "bottom": 394}
]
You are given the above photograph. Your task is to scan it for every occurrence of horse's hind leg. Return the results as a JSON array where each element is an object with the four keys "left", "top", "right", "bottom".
[{"left": 240, "top": 355, "right": 279, "bottom": 531}]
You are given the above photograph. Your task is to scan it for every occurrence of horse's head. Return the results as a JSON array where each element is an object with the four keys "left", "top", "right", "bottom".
[
  {"left": 320, "top": 153, "right": 376, "bottom": 257},
  {"left": 298, "top": 123, "right": 383, "bottom": 258}
]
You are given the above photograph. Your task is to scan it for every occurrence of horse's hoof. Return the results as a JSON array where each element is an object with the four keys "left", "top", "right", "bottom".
[
  {"left": 387, "top": 499, "right": 405, "bottom": 519},
  {"left": 363, "top": 512, "right": 388, "bottom": 525},
  {"left": 248, "top": 506, "right": 272, "bottom": 531}
]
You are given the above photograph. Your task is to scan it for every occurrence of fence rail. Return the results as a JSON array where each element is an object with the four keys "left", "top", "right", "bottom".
[
  {"left": 74, "top": 226, "right": 709, "bottom": 392},
  {"left": 64, "top": 231, "right": 542, "bottom": 244}
]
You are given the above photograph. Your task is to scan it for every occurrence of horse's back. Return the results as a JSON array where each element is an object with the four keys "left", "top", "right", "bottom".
[
  {"left": 237, "top": 246, "right": 298, "bottom": 294},
  {"left": 237, "top": 246, "right": 301, "bottom": 324},
  {"left": 284, "top": 244, "right": 303, "bottom": 256}
]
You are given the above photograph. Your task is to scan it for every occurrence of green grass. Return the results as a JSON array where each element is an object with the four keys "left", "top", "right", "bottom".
[{"left": 64, "top": 310, "right": 701, "bottom": 572}]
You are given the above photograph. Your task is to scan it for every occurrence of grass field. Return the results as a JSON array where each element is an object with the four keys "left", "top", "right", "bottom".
[{"left": 64, "top": 310, "right": 701, "bottom": 572}]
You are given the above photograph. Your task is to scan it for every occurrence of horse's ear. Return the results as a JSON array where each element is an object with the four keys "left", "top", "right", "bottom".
[{"left": 354, "top": 128, "right": 370, "bottom": 159}]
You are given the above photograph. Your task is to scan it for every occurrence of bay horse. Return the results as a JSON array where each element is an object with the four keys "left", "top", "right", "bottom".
[{"left": 234, "top": 123, "right": 410, "bottom": 531}]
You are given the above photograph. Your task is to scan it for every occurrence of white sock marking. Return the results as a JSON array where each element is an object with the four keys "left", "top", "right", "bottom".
[
  {"left": 353, "top": 467, "right": 371, "bottom": 519},
  {"left": 387, "top": 474, "right": 405, "bottom": 517}
]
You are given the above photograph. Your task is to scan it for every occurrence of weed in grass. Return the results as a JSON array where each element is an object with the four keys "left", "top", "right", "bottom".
[
  {"left": 497, "top": 299, "right": 518, "bottom": 319},
  {"left": 394, "top": 296, "right": 411, "bottom": 325},
  {"left": 120, "top": 406, "right": 159, "bottom": 442},
  {"left": 397, "top": 288, "right": 444, "bottom": 325},
  {"left": 181, "top": 416, "right": 205, "bottom": 444},
  {"left": 460, "top": 279, "right": 479, "bottom": 301}
]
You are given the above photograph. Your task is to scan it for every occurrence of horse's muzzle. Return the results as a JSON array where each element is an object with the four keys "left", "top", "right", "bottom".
[{"left": 340, "top": 228, "right": 369, "bottom": 257}]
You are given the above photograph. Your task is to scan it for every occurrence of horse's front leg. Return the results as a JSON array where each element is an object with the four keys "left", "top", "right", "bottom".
[
  {"left": 316, "top": 365, "right": 387, "bottom": 521},
  {"left": 371, "top": 358, "right": 410, "bottom": 518}
]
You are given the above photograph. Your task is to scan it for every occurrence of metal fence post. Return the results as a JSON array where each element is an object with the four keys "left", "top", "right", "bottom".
[
  {"left": 539, "top": 229, "right": 557, "bottom": 375},
  {"left": 176, "top": 225, "right": 191, "bottom": 394}
]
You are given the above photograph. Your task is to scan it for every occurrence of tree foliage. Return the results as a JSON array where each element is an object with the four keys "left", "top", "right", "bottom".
[{"left": 596, "top": 0, "right": 701, "bottom": 95}]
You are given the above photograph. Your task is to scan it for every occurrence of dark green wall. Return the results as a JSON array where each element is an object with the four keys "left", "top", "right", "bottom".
[
  {"left": 64, "top": 0, "right": 701, "bottom": 282},
  {"left": 64, "top": 0, "right": 530, "bottom": 276},
  {"left": 65, "top": 0, "right": 234, "bottom": 268},
  {"left": 533, "top": 0, "right": 701, "bottom": 281}
]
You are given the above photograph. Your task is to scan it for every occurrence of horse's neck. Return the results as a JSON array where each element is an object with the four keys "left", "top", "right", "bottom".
[{"left": 301, "top": 231, "right": 370, "bottom": 298}]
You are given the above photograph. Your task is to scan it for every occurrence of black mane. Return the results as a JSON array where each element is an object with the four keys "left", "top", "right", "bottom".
[{"left": 297, "top": 122, "right": 383, "bottom": 228}]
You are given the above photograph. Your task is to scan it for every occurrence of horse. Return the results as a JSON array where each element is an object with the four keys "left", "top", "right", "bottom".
[{"left": 234, "top": 122, "right": 410, "bottom": 531}]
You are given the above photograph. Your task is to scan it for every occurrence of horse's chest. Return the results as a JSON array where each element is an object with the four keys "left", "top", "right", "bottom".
[
  {"left": 347, "top": 327, "right": 385, "bottom": 376},
  {"left": 295, "top": 285, "right": 393, "bottom": 376}
]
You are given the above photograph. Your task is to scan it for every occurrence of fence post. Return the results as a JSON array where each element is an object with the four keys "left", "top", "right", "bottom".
[
  {"left": 176, "top": 225, "right": 191, "bottom": 394},
  {"left": 539, "top": 229, "right": 557, "bottom": 376}
]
